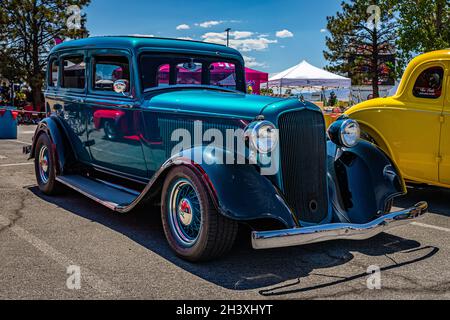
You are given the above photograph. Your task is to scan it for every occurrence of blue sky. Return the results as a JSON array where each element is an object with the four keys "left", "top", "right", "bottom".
[{"left": 84, "top": 0, "right": 343, "bottom": 74}]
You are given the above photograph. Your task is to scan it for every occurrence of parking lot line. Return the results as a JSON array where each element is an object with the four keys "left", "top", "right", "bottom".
[
  {"left": 0, "top": 215, "right": 121, "bottom": 296},
  {"left": 412, "top": 222, "right": 450, "bottom": 233},
  {"left": 0, "top": 163, "right": 33, "bottom": 167},
  {"left": 2, "top": 139, "right": 31, "bottom": 145}
]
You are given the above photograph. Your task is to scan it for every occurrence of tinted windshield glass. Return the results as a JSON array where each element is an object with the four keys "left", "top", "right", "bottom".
[{"left": 140, "top": 53, "right": 245, "bottom": 92}]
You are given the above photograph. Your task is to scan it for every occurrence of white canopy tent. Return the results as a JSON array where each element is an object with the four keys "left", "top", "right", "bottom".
[{"left": 268, "top": 60, "right": 351, "bottom": 88}]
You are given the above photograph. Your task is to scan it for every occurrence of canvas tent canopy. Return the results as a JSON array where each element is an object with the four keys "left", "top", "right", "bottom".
[{"left": 268, "top": 60, "right": 351, "bottom": 88}]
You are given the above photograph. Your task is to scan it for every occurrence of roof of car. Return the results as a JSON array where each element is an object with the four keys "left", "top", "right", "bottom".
[
  {"left": 395, "top": 49, "right": 450, "bottom": 97},
  {"left": 50, "top": 36, "right": 242, "bottom": 57},
  {"left": 408, "top": 49, "right": 450, "bottom": 67}
]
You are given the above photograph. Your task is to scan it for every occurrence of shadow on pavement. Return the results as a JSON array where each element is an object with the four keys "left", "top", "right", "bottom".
[
  {"left": 395, "top": 185, "right": 450, "bottom": 217},
  {"left": 29, "top": 186, "right": 438, "bottom": 293}
]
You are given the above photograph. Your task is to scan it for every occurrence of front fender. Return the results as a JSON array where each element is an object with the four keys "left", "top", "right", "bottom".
[
  {"left": 328, "top": 140, "right": 406, "bottom": 224},
  {"left": 173, "top": 147, "right": 297, "bottom": 229}
]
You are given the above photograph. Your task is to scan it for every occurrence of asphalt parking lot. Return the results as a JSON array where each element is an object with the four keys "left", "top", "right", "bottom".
[{"left": 0, "top": 125, "right": 449, "bottom": 300}]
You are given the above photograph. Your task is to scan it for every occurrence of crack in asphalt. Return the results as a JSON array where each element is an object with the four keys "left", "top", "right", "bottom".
[{"left": 0, "top": 191, "right": 27, "bottom": 233}]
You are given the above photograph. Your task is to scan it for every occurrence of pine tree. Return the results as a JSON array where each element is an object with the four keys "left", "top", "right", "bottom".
[
  {"left": 324, "top": 0, "right": 397, "bottom": 97},
  {"left": 0, "top": 0, "right": 90, "bottom": 110}
]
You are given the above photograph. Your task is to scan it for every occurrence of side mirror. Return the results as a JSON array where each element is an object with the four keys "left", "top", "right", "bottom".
[{"left": 113, "top": 80, "right": 129, "bottom": 95}]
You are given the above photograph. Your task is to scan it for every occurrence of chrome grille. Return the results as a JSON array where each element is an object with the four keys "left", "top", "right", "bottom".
[{"left": 278, "top": 110, "right": 328, "bottom": 223}]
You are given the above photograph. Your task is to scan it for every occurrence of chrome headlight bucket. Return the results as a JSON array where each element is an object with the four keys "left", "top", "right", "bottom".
[
  {"left": 244, "top": 120, "right": 279, "bottom": 154},
  {"left": 328, "top": 118, "right": 361, "bottom": 148}
]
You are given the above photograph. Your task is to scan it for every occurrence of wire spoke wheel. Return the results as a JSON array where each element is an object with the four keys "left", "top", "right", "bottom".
[
  {"left": 168, "top": 179, "right": 202, "bottom": 247},
  {"left": 34, "top": 133, "right": 61, "bottom": 195},
  {"left": 38, "top": 145, "right": 50, "bottom": 184},
  {"left": 161, "top": 166, "right": 238, "bottom": 261}
]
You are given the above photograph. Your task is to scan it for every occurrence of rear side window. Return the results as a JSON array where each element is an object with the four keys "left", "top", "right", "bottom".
[
  {"left": 93, "top": 55, "right": 130, "bottom": 92},
  {"left": 413, "top": 67, "right": 444, "bottom": 99},
  {"left": 48, "top": 59, "right": 59, "bottom": 87},
  {"left": 62, "top": 55, "right": 86, "bottom": 89}
]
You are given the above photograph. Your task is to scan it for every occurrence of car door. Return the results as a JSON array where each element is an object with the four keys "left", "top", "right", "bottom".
[
  {"left": 51, "top": 51, "right": 91, "bottom": 163},
  {"left": 392, "top": 62, "right": 446, "bottom": 183},
  {"left": 85, "top": 49, "right": 148, "bottom": 179},
  {"left": 439, "top": 61, "right": 450, "bottom": 185}
]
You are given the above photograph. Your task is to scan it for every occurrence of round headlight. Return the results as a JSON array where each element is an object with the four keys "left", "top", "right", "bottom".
[
  {"left": 245, "top": 121, "right": 279, "bottom": 154},
  {"left": 340, "top": 119, "right": 360, "bottom": 148}
]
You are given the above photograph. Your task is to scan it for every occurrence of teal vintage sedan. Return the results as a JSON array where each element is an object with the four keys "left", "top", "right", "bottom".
[{"left": 26, "top": 36, "right": 427, "bottom": 262}]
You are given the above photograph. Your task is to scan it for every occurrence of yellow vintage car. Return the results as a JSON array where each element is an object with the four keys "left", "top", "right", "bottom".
[{"left": 346, "top": 49, "right": 450, "bottom": 188}]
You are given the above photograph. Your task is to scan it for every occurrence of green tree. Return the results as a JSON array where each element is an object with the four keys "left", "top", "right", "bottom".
[
  {"left": 324, "top": 0, "right": 398, "bottom": 97},
  {"left": 0, "top": 0, "right": 90, "bottom": 110},
  {"left": 396, "top": 0, "right": 450, "bottom": 73}
]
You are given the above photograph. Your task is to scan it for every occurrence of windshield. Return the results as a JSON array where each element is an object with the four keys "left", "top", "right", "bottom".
[{"left": 140, "top": 53, "right": 246, "bottom": 93}]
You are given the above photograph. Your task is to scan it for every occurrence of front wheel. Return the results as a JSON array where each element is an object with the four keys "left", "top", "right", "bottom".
[{"left": 161, "top": 166, "right": 238, "bottom": 262}]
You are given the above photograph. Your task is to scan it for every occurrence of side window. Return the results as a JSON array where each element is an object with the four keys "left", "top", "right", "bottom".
[
  {"left": 413, "top": 66, "right": 444, "bottom": 99},
  {"left": 93, "top": 55, "right": 130, "bottom": 92},
  {"left": 48, "top": 59, "right": 59, "bottom": 87},
  {"left": 62, "top": 55, "right": 86, "bottom": 89}
]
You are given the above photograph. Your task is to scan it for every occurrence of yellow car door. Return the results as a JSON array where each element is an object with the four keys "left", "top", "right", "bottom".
[
  {"left": 397, "top": 61, "right": 447, "bottom": 184},
  {"left": 439, "top": 63, "right": 450, "bottom": 185}
]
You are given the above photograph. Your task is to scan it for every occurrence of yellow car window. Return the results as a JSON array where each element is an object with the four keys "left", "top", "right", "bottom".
[{"left": 412, "top": 67, "right": 444, "bottom": 99}]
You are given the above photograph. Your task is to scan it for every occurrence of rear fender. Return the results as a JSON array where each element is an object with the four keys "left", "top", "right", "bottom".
[{"left": 30, "top": 116, "right": 73, "bottom": 175}]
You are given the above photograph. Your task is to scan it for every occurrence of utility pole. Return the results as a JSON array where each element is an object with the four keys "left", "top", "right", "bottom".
[{"left": 225, "top": 28, "right": 231, "bottom": 47}]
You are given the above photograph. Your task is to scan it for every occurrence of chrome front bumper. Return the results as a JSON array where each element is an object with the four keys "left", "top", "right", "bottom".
[{"left": 252, "top": 202, "right": 428, "bottom": 250}]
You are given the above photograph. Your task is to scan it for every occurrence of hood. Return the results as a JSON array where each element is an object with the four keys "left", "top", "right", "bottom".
[
  {"left": 345, "top": 97, "right": 404, "bottom": 115},
  {"left": 142, "top": 89, "right": 286, "bottom": 119}
]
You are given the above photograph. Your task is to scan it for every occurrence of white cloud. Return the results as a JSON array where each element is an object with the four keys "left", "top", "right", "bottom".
[
  {"left": 129, "top": 34, "right": 154, "bottom": 37},
  {"left": 202, "top": 31, "right": 253, "bottom": 40},
  {"left": 231, "top": 31, "right": 253, "bottom": 39},
  {"left": 202, "top": 32, "right": 227, "bottom": 40},
  {"left": 243, "top": 55, "right": 267, "bottom": 68},
  {"left": 276, "top": 29, "right": 294, "bottom": 38},
  {"left": 202, "top": 31, "right": 277, "bottom": 52},
  {"left": 197, "top": 20, "right": 223, "bottom": 28},
  {"left": 177, "top": 37, "right": 193, "bottom": 40},
  {"left": 176, "top": 24, "right": 190, "bottom": 30},
  {"left": 320, "top": 29, "right": 327, "bottom": 33}
]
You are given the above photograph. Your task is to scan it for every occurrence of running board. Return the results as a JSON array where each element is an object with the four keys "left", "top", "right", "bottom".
[{"left": 56, "top": 175, "right": 140, "bottom": 211}]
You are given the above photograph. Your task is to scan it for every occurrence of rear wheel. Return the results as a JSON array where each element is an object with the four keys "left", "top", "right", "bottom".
[
  {"left": 34, "top": 133, "right": 60, "bottom": 195},
  {"left": 161, "top": 166, "right": 238, "bottom": 262}
]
